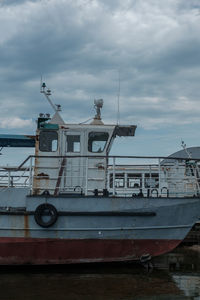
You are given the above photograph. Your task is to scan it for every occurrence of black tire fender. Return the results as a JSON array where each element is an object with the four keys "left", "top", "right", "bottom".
[{"left": 34, "top": 203, "right": 58, "bottom": 228}]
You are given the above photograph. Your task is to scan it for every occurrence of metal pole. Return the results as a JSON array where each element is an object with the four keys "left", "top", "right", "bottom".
[
  {"left": 8, "top": 171, "right": 10, "bottom": 187},
  {"left": 113, "top": 157, "right": 116, "bottom": 196},
  {"left": 158, "top": 158, "right": 161, "bottom": 196},
  {"left": 85, "top": 158, "right": 88, "bottom": 196},
  {"left": 29, "top": 156, "right": 32, "bottom": 191},
  {"left": 149, "top": 165, "right": 152, "bottom": 196}
]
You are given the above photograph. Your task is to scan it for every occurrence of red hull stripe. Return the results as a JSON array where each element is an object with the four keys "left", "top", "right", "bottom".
[{"left": 0, "top": 237, "right": 181, "bottom": 265}]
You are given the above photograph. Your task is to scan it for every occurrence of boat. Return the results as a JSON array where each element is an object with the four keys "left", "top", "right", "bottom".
[{"left": 0, "top": 83, "right": 199, "bottom": 265}]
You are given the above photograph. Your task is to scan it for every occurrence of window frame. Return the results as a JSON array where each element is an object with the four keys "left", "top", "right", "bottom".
[
  {"left": 88, "top": 131, "right": 109, "bottom": 153},
  {"left": 39, "top": 130, "right": 58, "bottom": 152},
  {"left": 66, "top": 135, "right": 81, "bottom": 153}
]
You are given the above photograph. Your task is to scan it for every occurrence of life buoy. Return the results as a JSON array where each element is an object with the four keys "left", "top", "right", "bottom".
[{"left": 34, "top": 203, "right": 58, "bottom": 228}]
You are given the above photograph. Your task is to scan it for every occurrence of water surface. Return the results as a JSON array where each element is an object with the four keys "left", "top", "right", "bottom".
[{"left": 0, "top": 246, "right": 200, "bottom": 300}]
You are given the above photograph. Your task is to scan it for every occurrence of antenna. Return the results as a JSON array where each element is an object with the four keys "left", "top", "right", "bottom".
[
  {"left": 40, "top": 81, "right": 62, "bottom": 113},
  {"left": 40, "top": 75, "right": 43, "bottom": 93},
  {"left": 117, "top": 70, "right": 120, "bottom": 125},
  {"left": 181, "top": 140, "right": 192, "bottom": 158}
]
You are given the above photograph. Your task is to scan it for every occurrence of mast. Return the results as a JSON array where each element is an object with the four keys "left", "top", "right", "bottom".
[{"left": 40, "top": 82, "right": 64, "bottom": 124}]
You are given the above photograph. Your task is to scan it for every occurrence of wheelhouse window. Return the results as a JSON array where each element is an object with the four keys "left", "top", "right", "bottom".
[
  {"left": 39, "top": 131, "right": 58, "bottom": 152},
  {"left": 67, "top": 135, "right": 80, "bottom": 152},
  {"left": 88, "top": 132, "right": 109, "bottom": 153}
]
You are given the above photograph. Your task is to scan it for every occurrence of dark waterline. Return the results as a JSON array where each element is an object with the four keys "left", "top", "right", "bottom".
[{"left": 0, "top": 246, "right": 200, "bottom": 300}]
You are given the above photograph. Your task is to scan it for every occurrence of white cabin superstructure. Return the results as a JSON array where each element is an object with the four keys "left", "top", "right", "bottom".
[{"left": 33, "top": 113, "right": 136, "bottom": 196}]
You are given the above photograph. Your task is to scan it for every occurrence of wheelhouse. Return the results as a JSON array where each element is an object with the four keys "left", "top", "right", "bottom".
[{"left": 33, "top": 110, "right": 136, "bottom": 196}]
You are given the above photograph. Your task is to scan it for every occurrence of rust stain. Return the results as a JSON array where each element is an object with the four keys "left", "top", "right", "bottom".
[
  {"left": 60, "top": 126, "right": 69, "bottom": 129},
  {"left": 98, "top": 165, "right": 105, "bottom": 170},
  {"left": 54, "top": 158, "right": 66, "bottom": 196},
  {"left": 24, "top": 215, "right": 30, "bottom": 238},
  {"left": 33, "top": 188, "right": 39, "bottom": 195},
  {"left": 36, "top": 172, "right": 49, "bottom": 179},
  {"left": 25, "top": 135, "right": 36, "bottom": 140}
]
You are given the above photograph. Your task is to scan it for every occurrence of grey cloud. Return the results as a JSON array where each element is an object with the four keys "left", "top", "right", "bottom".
[
  {"left": 0, "top": 0, "right": 32, "bottom": 6},
  {"left": 0, "top": 0, "right": 199, "bottom": 153}
]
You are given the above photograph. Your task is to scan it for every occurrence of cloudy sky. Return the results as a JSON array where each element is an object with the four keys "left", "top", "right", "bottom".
[{"left": 0, "top": 0, "right": 200, "bottom": 164}]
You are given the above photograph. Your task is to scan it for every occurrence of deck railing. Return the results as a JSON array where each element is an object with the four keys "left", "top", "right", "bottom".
[{"left": 0, "top": 155, "right": 200, "bottom": 198}]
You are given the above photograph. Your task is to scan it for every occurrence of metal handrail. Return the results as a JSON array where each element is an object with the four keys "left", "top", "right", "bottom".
[
  {"left": 0, "top": 155, "right": 200, "bottom": 197},
  {"left": 17, "top": 154, "right": 200, "bottom": 162}
]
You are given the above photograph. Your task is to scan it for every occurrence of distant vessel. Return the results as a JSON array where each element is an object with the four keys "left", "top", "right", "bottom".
[{"left": 0, "top": 84, "right": 199, "bottom": 265}]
